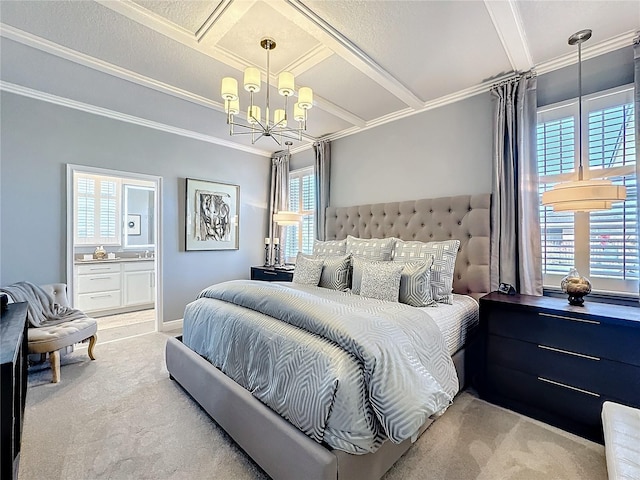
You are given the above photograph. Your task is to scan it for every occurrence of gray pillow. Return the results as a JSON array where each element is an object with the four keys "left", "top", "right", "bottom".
[
  {"left": 292, "top": 253, "right": 324, "bottom": 286},
  {"left": 350, "top": 256, "right": 368, "bottom": 295},
  {"left": 318, "top": 254, "right": 351, "bottom": 291},
  {"left": 346, "top": 235, "right": 395, "bottom": 261},
  {"left": 359, "top": 260, "right": 404, "bottom": 302},
  {"left": 394, "top": 239, "right": 460, "bottom": 304},
  {"left": 398, "top": 257, "right": 436, "bottom": 307},
  {"left": 313, "top": 239, "right": 347, "bottom": 256}
]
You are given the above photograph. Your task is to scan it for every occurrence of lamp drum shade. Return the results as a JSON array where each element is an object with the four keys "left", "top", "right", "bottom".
[
  {"left": 221, "top": 77, "right": 238, "bottom": 100},
  {"left": 243, "top": 67, "right": 261, "bottom": 92},
  {"left": 293, "top": 103, "right": 305, "bottom": 122},
  {"left": 248, "top": 106, "right": 261, "bottom": 124},
  {"left": 541, "top": 179, "right": 626, "bottom": 212},
  {"left": 273, "top": 211, "right": 302, "bottom": 225},
  {"left": 274, "top": 109, "right": 287, "bottom": 128},
  {"left": 225, "top": 99, "right": 239, "bottom": 115},
  {"left": 298, "top": 87, "right": 313, "bottom": 109},
  {"left": 278, "top": 72, "right": 295, "bottom": 96}
]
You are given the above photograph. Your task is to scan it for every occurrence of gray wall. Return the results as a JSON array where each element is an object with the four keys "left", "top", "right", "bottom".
[
  {"left": 328, "top": 92, "right": 494, "bottom": 207},
  {"left": 0, "top": 92, "right": 270, "bottom": 321}
]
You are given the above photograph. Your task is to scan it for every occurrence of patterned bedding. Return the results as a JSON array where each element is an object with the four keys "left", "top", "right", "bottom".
[{"left": 182, "top": 280, "right": 459, "bottom": 454}]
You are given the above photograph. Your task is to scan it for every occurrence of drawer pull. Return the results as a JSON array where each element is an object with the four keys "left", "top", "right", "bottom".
[
  {"left": 263, "top": 271, "right": 277, "bottom": 276},
  {"left": 89, "top": 294, "right": 113, "bottom": 299},
  {"left": 89, "top": 267, "right": 112, "bottom": 271},
  {"left": 89, "top": 276, "right": 112, "bottom": 280},
  {"left": 537, "top": 344, "right": 600, "bottom": 361},
  {"left": 537, "top": 377, "right": 600, "bottom": 397},
  {"left": 539, "top": 312, "right": 600, "bottom": 325}
]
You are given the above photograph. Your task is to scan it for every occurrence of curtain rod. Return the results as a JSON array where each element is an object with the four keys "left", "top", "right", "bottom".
[{"left": 490, "top": 71, "right": 537, "bottom": 90}]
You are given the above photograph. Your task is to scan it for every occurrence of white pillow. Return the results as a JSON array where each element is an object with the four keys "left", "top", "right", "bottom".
[
  {"left": 359, "top": 260, "right": 404, "bottom": 302},
  {"left": 313, "top": 239, "right": 347, "bottom": 256},
  {"left": 346, "top": 235, "right": 395, "bottom": 261},
  {"left": 292, "top": 253, "right": 324, "bottom": 286}
]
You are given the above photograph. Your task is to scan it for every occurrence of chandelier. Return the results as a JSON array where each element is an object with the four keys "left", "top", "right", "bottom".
[
  {"left": 541, "top": 29, "right": 626, "bottom": 212},
  {"left": 220, "top": 38, "right": 313, "bottom": 146}
]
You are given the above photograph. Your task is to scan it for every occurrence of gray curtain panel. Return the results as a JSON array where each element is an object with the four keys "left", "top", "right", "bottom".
[
  {"left": 314, "top": 140, "right": 331, "bottom": 241},
  {"left": 634, "top": 35, "right": 639, "bottom": 300},
  {"left": 490, "top": 74, "right": 543, "bottom": 296},
  {"left": 269, "top": 151, "right": 290, "bottom": 265}
]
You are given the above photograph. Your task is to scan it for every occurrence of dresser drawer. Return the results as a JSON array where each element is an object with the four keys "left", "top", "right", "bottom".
[
  {"left": 251, "top": 267, "right": 293, "bottom": 282},
  {"left": 123, "top": 260, "right": 154, "bottom": 272},
  {"left": 486, "top": 365, "right": 606, "bottom": 439},
  {"left": 77, "top": 263, "right": 121, "bottom": 275},
  {"left": 487, "top": 307, "right": 640, "bottom": 366},
  {"left": 488, "top": 335, "right": 640, "bottom": 405},
  {"left": 77, "top": 291, "right": 121, "bottom": 312}
]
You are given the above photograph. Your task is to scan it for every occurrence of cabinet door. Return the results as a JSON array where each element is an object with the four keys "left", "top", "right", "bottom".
[{"left": 124, "top": 271, "right": 153, "bottom": 306}]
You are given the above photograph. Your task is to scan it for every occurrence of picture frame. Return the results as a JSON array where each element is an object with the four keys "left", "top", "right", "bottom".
[
  {"left": 185, "top": 178, "right": 239, "bottom": 251},
  {"left": 127, "top": 214, "right": 141, "bottom": 236}
]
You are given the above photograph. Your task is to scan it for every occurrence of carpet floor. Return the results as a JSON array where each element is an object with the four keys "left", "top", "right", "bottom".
[{"left": 20, "top": 332, "right": 606, "bottom": 480}]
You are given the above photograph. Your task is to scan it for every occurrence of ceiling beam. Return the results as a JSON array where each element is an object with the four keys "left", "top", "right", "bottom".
[
  {"left": 271, "top": 0, "right": 424, "bottom": 110},
  {"left": 195, "top": 0, "right": 255, "bottom": 44},
  {"left": 483, "top": 0, "right": 533, "bottom": 72}
]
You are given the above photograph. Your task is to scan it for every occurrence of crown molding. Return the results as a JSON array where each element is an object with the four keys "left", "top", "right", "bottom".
[
  {"left": 0, "top": 81, "right": 273, "bottom": 157},
  {"left": 195, "top": 0, "right": 234, "bottom": 42},
  {"left": 535, "top": 29, "right": 637, "bottom": 76}
]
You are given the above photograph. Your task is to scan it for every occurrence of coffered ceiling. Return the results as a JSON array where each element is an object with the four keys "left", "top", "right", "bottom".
[{"left": 0, "top": 1, "right": 638, "bottom": 156}]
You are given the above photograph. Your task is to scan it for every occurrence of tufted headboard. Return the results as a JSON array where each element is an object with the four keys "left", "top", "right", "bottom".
[{"left": 325, "top": 194, "right": 491, "bottom": 300}]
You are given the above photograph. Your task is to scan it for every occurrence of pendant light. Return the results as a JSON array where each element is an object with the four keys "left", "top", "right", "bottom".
[{"left": 541, "top": 29, "right": 626, "bottom": 212}]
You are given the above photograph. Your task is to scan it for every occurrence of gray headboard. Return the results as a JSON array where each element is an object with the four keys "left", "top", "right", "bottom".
[{"left": 325, "top": 194, "right": 491, "bottom": 300}]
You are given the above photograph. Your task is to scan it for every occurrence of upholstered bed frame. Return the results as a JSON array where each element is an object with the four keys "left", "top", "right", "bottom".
[{"left": 166, "top": 193, "right": 491, "bottom": 480}]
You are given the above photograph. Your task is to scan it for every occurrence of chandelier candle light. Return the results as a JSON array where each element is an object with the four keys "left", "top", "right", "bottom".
[
  {"left": 220, "top": 38, "right": 313, "bottom": 145},
  {"left": 541, "top": 29, "right": 626, "bottom": 212}
]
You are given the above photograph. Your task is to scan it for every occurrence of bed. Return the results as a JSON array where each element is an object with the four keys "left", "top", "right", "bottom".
[{"left": 166, "top": 193, "right": 491, "bottom": 480}]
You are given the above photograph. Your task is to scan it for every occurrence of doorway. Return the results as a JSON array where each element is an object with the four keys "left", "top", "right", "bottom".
[{"left": 66, "top": 165, "right": 163, "bottom": 341}]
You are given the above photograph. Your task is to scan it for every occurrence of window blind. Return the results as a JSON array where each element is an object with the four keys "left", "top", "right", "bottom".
[
  {"left": 75, "top": 173, "right": 121, "bottom": 245},
  {"left": 284, "top": 167, "right": 316, "bottom": 262}
]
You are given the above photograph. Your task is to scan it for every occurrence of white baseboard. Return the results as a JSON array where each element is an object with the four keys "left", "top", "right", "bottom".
[{"left": 162, "top": 318, "right": 183, "bottom": 332}]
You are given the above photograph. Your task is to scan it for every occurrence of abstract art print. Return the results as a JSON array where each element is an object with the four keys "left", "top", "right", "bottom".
[{"left": 186, "top": 178, "right": 239, "bottom": 251}]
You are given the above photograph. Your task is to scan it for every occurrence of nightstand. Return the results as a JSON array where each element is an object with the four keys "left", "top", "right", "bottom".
[
  {"left": 479, "top": 292, "right": 640, "bottom": 442},
  {"left": 250, "top": 266, "right": 294, "bottom": 282}
]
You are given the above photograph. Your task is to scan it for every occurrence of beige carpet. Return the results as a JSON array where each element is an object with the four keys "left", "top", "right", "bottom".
[{"left": 20, "top": 333, "right": 606, "bottom": 480}]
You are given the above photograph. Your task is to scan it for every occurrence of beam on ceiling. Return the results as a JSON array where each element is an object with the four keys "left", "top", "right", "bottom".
[
  {"left": 483, "top": 0, "right": 533, "bottom": 72},
  {"left": 272, "top": 0, "right": 424, "bottom": 110}
]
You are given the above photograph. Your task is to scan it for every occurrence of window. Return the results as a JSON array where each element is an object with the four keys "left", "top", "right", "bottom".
[
  {"left": 537, "top": 85, "right": 637, "bottom": 294},
  {"left": 74, "top": 173, "right": 121, "bottom": 245},
  {"left": 284, "top": 167, "right": 316, "bottom": 262}
]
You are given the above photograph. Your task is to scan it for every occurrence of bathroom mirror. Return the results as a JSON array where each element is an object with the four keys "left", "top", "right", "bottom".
[{"left": 124, "top": 185, "right": 155, "bottom": 248}]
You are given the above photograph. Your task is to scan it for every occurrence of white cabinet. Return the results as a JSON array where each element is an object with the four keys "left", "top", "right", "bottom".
[
  {"left": 75, "top": 263, "right": 121, "bottom": 312},
  {"left": 123, "top": 261, "right": 154, "bottom": 306},
  {"left": 74, "top": 260, "right": 154, "bottom": 314}
]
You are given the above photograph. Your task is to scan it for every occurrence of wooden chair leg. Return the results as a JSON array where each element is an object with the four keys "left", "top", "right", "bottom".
[
  {"left": 88, "top": 334, "right": 97, "bottom": 360},
  {"left": 50, "top": 350, "right": 61, "bottom": 383}
]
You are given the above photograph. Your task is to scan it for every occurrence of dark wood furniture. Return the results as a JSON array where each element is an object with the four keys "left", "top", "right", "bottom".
[
  {"left": 250, "top": 266, "right": 294, "bottom": 282},
  {"left": 1, "top": 302, "right": 29, "bottom": 480},
  {"left": 479, "top": 292, "right": 640, "bottom": 442}
]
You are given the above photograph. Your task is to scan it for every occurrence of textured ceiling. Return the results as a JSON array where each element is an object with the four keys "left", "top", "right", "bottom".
[{"left": 0, "top": 0, "right": 637, "bottom": 155}]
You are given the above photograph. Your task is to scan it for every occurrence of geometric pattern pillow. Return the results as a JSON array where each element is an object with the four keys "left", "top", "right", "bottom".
[
  {"left": 394, "top": 239, "right": 460, "bottom": 304},
  {"left": 350, "top": 256, "right": 370, "bottom": 295},
  {"left": 318, "top": 254, "right": 351, "bottom": 291},
  {"left": 313, "top": 239, "right": 347, "bottom": 256},
  {"left": 345, "top": 235, "right": 395, "bottom": 261},
  {"left": 292, "top": 253, "right": 324, "bottom": 286},
  {"left": 359, "top": 260, "right": 404, "bottom": 302},
  {"left": 398, "top": 257, "right": 436, "bottom": 307}
]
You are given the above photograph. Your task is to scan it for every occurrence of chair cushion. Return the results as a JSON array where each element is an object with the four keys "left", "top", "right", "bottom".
[
  {"left": 602, "top": 401, "right": 640, "bottom": 480},
  {"left": 27, "top": 317, "right": 97, "bottom": 354}
]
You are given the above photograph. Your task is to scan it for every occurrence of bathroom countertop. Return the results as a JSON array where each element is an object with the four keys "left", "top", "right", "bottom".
[{"left": 74, "top": 257, "right": 154, "bottom": 265}]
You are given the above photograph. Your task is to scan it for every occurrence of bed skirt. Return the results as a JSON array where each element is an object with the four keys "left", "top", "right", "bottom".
[{"left": 165, "top": 336, "right": 471, "bottom": 480}]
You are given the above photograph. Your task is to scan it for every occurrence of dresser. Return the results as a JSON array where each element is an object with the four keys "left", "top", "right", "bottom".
[
  {"left": 1, "top": 302, "right": 28, "bottom": 480},
  {"left": 479, "top": 292, "right": 640, "bottom": 442},
  {"left": 250, "top": 266, "right": 294, "bottom": 282}
]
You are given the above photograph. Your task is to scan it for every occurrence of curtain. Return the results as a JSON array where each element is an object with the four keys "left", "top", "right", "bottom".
[
  {"left": 634, "top": 35, "right": 640, "bottom": 299},
  {"left": 490, "top": 74, "right": 543, "bottom": 295},
  {"left": 268, "top": 150, "right": 290, "bottom": 265},
  {"left": 314, "top": 140, "right": 331, "bottom": 241}
]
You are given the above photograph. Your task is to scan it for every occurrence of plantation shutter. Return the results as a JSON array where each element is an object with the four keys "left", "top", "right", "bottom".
[{"left": 285, "top": 168, "right": 316, "bottom": 262}]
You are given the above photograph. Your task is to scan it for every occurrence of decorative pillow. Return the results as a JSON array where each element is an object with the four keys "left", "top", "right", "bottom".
[
  {"left": 318, "top": 254, "right": 351, "bottom": 291},
  {"left": 359, "top": 260, "right": 404, "bottom": 302},
  {"left": 393, "top": 239, "right": 460, "bottom": 304},
  {"left": 346, "top": 235, "right": 395, "bottom": 261},
  {"left": 350, "top": 256, "right": 368, "bottom": 295},
  {"left": 397, "top": 257, "right": 436, "bottom": 307},
  {"left": 313, "top": 239, "right": 347, "bottom": 256},
  {"left": 292, "top": 253, "right": 324, "bottom": 286}
]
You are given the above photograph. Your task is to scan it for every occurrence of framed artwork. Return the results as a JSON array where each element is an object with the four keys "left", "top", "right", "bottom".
[
  {"left": 185, "top": 178, "right": 239, "bottom": 251},
  {"left": 127, "top": 214, "right": 141, "bottom": 236}
]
